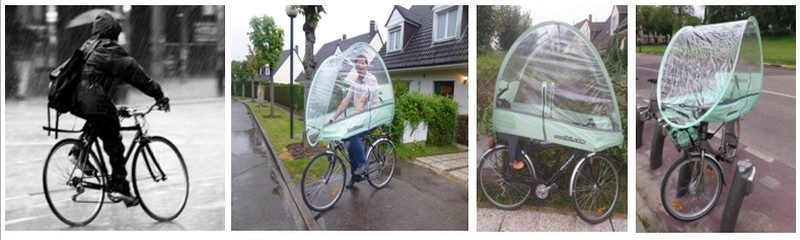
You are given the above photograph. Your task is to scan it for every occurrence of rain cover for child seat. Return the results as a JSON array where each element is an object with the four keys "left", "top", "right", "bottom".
[
  {"left": 657, "top": 17, "right": 763, "bottom": 129},
  {"left": 492, "top": 21, "right": 623, "bottom": 153},
  {"left": 305, "top": 42, "right": 394, "bottom": 146}
]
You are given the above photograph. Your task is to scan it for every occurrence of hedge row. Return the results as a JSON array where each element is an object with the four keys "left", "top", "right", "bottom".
[{"left": 232, "top": 81, "right": 304, "bottom": 111}]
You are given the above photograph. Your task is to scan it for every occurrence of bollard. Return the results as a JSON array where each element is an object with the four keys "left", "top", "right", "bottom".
[
  {"left": 636, "top": 113, "right": 644, "bottom": 149},
  {"left": 649, "top": 121, "right": 666, "bottom": 170},
  {"left": 720, "top": 159, "right": 756, "bottom": 232}
]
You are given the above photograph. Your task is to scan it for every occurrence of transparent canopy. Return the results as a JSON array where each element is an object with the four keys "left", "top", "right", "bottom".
[
  {"left": 305, "top": 43, "right": 395, "bottom": 146},
  {"left": 657, "top": 17, "right": 763, "bottom": 129},
  {"left": 492, "top": 21, "right": 623, "bottom": 152}
]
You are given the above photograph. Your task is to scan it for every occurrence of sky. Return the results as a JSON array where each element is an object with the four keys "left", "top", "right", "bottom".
[
  {"left": 230, "top": 4, "right": 403, "bottom": 61},
  {"left": 523, "top": 5, "right": 615, "bottom": 26}
]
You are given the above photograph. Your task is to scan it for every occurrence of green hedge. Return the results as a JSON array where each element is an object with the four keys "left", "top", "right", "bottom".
[
  {"left": 391, "top": 90, "right": 459, "bottom": 147},
  {"left": 232, "top": 81, "right": 304, "bottom": 111}
]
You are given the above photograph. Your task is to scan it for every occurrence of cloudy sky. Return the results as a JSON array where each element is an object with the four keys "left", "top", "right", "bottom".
[{"left": 230, "top": 4, "right": 403, "bottom": 61}]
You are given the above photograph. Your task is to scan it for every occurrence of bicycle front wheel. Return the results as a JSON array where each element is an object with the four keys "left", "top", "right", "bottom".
[
  {"left": 301, "top": 152, "right": 346, "bottom": 212},
  {"left": 366, "top": 139, "right": 396, "bottom": 189},
  {"left": 477, "top": 146, "right": 534, "bottom": 210},
  {"left": 661, "top": 154, "right": 722, "bottom": 221},
  {"left": 43, "top": 139, "right": 105, "bottom": 226},
  {"left": 571, "top": 154, "right": 619, "bottom": 224},
  {"left": 132, "top": 136, "right": 189, "bottom": 222}
]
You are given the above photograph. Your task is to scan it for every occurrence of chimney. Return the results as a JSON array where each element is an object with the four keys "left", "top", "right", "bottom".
[
  {"left": 342, "top": 34, "right": 347, "bottom": 41},
  {"left": 370, "top": 20, "right": 376, "bottom": 34},
  {"left": 589, "top": 14, "right": 592, "bottom": 23}
]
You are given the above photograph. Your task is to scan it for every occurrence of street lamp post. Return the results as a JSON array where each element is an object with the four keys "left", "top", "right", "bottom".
[{"left": 286, "top": 6, "right": 297, "bottom": 139}]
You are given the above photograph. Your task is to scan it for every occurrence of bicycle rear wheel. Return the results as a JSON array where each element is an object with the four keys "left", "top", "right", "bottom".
[
  {"left": 571, "top": 154, "right": 619, "bottom": 224},
  {"left": 722, "top": 119, "right": 740, "bottom": 161},
  {"left": 301, "top": 152, "right": 346, "bottom": 211},
  {"left": 132, "top": 136, "right": 189, "bottom": 222},
  {"left": 661, "top": 154, "right": 722, "bottom": 221},
  {"left": 477, "top": 146, "right": 534, "bottom": 210},
  {"left": 366, "top": 139, "right": 396, "bottom": 189},
  {"left": 43, "top": 139, "right": 105, "bottom": 226}
]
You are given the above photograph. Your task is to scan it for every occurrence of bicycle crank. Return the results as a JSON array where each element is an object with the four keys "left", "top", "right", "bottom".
[{"left": 532, "top": 180, "right": 555, "bottom": 200}]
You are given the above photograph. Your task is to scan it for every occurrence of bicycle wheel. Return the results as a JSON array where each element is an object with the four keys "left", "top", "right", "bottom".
[
  {"left": 43, "top": 139, "right": 105, "bottom": 226},
  {"left": 571, "top": 154, "right": 619, "bottom": 224},
  {"left": 132, "top": 136, "right": 189, "bottom": 222},
  {"left": 477, "top": 145, "right": 534, "bottom": 210},
  {"left": 661, "top": 154, "right": 723, "bottom": 221},
  {"left": 301, "top": 152, "right": 347, "bottom": 211},
  {"left": 722, "top": 119, "right": 740, "bottom": 161},
  {"left": 366, "top": 139, "right": 396, "bottom": 189}
]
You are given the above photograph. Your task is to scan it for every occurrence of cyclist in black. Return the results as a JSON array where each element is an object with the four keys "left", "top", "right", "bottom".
[{"left": 61, "top": 11, "right": 170, "bottom": 207}]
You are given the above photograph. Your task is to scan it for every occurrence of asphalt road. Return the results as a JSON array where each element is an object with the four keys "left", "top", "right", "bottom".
[
  {"left": 635, "top": 53, "right": 796, "bottom": 168},
  {"left": 305, "top": 157, "right": 469, "bottom": 230},
  {"left": 231, "top": 101, "right": 303, "bottom": 230},
  {"left": 4, "top": 98, "right": 225, "bottom": 230}
]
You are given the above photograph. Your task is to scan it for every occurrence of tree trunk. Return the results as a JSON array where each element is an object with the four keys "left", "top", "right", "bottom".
[
  {"left": 269, "top": 67, "right": 275, "bottom": 116},
  {"left": 301, "top": 19, "right": 318, "bottom": 146}
]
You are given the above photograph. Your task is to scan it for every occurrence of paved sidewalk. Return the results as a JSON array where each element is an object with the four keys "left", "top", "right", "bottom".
[
  {"left": 478, "top": 207, "right": 627, "bottom": 232},
  {"left": 414, "top": 152, "right": 468, "bottom": 186}
]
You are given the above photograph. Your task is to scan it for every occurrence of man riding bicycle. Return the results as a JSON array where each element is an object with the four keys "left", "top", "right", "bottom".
[
  {"left": 56, "top": 11, "right": 170, "bottom": 207},
  {"left": 327, "top": 54, "right": 378, "bottom": 188}
]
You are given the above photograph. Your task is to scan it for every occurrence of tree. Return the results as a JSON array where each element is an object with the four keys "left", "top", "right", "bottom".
[
  {"left": 245, "top": 45, "right": 263, "bottom": 105},
  {"left": 477, "top": 6, "right": 495, "bottom": 54},
  {"left": 494, "top": 6, "right": 531, "bottom": 51},
  {"left": 248, "top": 15, "right": 284, "bottom": 116},
  {"left": 707, "top": 5, "right": 796, "bottom": 36},
  {"left": 231, "top": 60, "right": 250, "bottom": 97},
  {"left": 295, "top": 5, "right": 326, "bottom": 145}
]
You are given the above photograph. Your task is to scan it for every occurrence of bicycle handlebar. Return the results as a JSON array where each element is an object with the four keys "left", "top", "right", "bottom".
[{"left": 118, "top": 103, "right": 167, "bottom": 119}]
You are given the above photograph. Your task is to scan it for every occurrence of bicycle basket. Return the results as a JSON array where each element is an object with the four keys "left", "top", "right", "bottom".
[
  {"left": 668, "top": 125, "right": 700, "bottom": 150},
  {"left": 657, "top": 17, "right": 763, "bottom": 129},
  {"left": 492, "top": 21, "right": 623, "bottom": 152},
  {"left": 305, "top": 43, "right": 395, "bottom": 146}
]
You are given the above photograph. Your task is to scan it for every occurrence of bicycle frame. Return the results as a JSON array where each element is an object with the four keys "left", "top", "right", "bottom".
[
  {"left": 324, "top": 128, "right": 391, "bottom": 179},
  {"left": 503, "top": 139, "right": 595, "bottom": 198}
]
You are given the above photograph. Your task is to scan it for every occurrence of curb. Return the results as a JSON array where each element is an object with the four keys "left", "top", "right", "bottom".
[
  {"left": 410, "top": 154, "right": 468, "bottom": 189},
  {"left": 765, "top": 63, "right": 796, "bottom": 71},
  {"left": 238, "top": 100, "right": 320, "bottom": 230}
]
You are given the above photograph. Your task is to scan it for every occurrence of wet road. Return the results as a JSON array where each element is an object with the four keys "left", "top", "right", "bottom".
[
  {"left": 307, "top": 158, "right": 468, "bottom": 230},
  {"left": 231, "top": 101, "right": 303, "bottom": 230},
  {"left": 4, "top": 97, "right": 225, "bottom": 230}
]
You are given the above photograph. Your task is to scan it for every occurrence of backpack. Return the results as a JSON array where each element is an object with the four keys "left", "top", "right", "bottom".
[{"left": 45, "top": 42, "right": 97, "bottom": 138}]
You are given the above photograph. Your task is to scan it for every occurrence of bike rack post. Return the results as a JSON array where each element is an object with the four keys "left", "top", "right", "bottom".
[
  {"left": 720, "top": 159, "right": 756, "bottom": 232},
  {"left": 636, "top": 113, "right": 644, "bottom": 148},
  {"left": 649, "top": 121, "right": 666, "bottom": 170}
]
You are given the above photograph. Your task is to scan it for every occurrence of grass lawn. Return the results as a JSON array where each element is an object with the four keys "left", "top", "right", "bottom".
[
  {"left": 239, "top": 99, "right": 466, "bottom": 182},
  {"left": 637, "top": 34, "right": 795, "bottom": 66}
]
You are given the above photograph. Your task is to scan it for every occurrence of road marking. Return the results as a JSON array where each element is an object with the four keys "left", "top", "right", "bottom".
[
  {"left": 762, "top": 90, "right": 795, "bottom": 99},
  {"left": 5, "top": 215, "right": 47, "bottom": 225},
  {"left": 745, "top": 147, "right": 776, "bottom": 164},
  {"left": 637, "top": 67, "right": 795, "bottom": 99},
  {"left": 637, "top": 66, "right": 659, "bottom": 73}
]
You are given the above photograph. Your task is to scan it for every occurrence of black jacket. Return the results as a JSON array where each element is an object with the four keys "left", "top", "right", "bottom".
[{"left": 71, "top": 11, "right": 163, "bottom": 117}]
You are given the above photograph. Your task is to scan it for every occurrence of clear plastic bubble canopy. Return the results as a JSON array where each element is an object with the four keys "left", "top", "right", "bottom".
[
  {"left": 492, "top": 21, "right": 623, "bottom": 153},
  {"left": 657, "top": 17, "right": 763, "bottom": 129},
  {"left": 305, "top": 42, "right": 395, "bottom": 146}
]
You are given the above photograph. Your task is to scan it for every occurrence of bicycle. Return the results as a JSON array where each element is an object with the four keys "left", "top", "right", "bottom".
[
  {"left": 658, "top": 105, "right": 740, "bottom": 221},
  {"left": 42, "top": 103, "right": 189, "bottom": 226},
  {"left": 300, "top": 127, "right": 396, "bottom": 212},
  {"left": 477, "top": 137, "right": 620, "bottom": 224}
]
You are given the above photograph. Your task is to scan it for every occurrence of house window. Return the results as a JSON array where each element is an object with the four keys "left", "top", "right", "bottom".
[
  {"left": 434, "top": 81, "right": 455, "bottom": 98},
  {"left": 433, "top": 6, "right": 459, "bottom": 42},
  {"left": 388, "top": 27, "right": 402, "bottom": 52}
]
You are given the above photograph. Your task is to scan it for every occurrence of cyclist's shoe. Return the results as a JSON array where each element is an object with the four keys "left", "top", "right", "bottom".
[
  {"left": 510, "top": 160, "right": 525, "bottom": 170},
  {"left": 109, "top": 180, "right": 139, "bottom": 207},
  {"left": 346, "top": 175, "right": 363, "bottom": 189},
  {"left": 353, "top": 165, "right": 367, "bottom": 176},
  {"left": 68, "top": 152, "right": 97, "bottom": 176}
]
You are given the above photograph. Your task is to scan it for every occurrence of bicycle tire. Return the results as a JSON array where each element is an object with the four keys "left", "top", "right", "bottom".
[
  {"left": 722, "top": 119, "right": 740, "bottom": 161},
  {"left": 43, "top": 139, "right": 105, "bottom": 226},
  {"left": 301, "top": 152, "right": 346, "bottom": 211},
  {"left": 366, "top": 139, "right": 396, "bottom": 189},
  {"left": 571, "top": 154, "right": 620, "bottom": 224},
  {"left": 477, "top": 145, "right": 534, "bottom": 210},
  {"left": 661, "top": 154, "right": 723, "bottom": 221},
  {"left": 132, "top": 136, "right": 189, "bottom": 222}
]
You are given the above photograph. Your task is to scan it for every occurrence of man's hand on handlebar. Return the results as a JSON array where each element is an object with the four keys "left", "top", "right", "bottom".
[{"left": 156, "top": 97, "right": 170, "bottom": 112}]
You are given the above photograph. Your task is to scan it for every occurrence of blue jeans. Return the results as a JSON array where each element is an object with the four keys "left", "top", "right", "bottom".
[{"left": 346, "top": 129, "right": 372, "bottom": 176}]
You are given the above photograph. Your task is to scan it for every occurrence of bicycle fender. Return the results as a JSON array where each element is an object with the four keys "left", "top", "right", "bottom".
[
  {"left": 569, "top": 156, "right": 587, "bottom": 197},
  {"left": 688, "top": 152, "right": 727, "bottom": 186}
]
